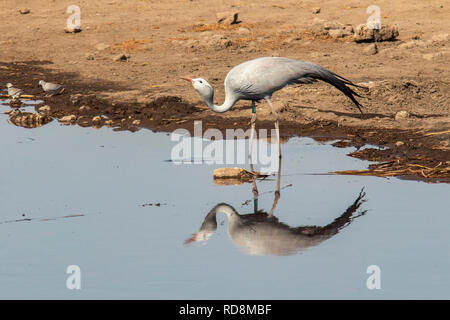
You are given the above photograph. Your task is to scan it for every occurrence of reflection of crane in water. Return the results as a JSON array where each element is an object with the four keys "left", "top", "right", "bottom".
[{"left": 185, "top": 159, "right": 367, "bottom": 256}]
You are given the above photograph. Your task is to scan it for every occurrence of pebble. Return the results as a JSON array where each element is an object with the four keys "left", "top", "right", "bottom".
[
  {"left": 213, "top": 167, "right": 253, "bottom": 179},
  {"left": 59, "top": 115, "right": 76, "bottom": 123},
  {"left": 113, "top": 53, "right": 130, "bottom": 61},
  {"left": 38, "top": 105, "right": 51, "bottom": 113},
  {"left": 394, "top": 110, "right": 410, "bottom": 121},
  {"left": 79, "top": 105, "right": 91, "bottom": 112},
  {"left": 92, "top": 116, "right": 103, "bottom": 123},
  {"left": 216, "top": 11, "right": 239, "bottom": 25}
]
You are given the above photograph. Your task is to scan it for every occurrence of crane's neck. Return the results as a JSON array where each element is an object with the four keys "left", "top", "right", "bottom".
[{"left": 201, "top": 88, "right": 237, "bottom": 113}]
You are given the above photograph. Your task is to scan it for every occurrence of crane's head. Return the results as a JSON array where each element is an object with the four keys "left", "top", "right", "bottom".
[
  {"left": 6, "top": 83, "right": 13, "bottom": 88},
  {"left": 181, "top": 77, "right": 214, "bottom": 103}
]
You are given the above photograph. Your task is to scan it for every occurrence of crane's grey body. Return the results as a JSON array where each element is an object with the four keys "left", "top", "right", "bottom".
[
  {"left": 6, "top": 83, "right": 24, "bottom": 100},
  {"left": 183, "top": 56, "right": 365, "bottom": 163},
  {"left": 225, "top": 57, "right": 337, "bottom": 100}
]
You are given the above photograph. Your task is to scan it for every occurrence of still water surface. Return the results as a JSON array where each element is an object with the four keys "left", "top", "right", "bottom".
[{"left": 0, "top": 101, "right": 449, "bottom": 299}]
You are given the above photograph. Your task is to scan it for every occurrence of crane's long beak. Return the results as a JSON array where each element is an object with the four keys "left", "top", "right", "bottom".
[{"left": 181, "top": 77, "right": 193, "bottom": 83}]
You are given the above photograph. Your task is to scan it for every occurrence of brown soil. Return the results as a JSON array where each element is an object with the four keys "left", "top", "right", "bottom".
[{"left": 1, "top": 0, "right": 449, "bottom": 182}]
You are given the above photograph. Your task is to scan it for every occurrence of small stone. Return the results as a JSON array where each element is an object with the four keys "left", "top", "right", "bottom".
[
  {"left": 79, "top": 105, "right": 91, "bottom": 112},
  {"left": 65, "top": 26, "right": 82, "bottom": 33},
  {"left": 113, "top": 53, "right": 130, "bottom": 61},
  {"left": 312, "top": 8, "right": 321, "bottom": 14},
  {"left": 19, "top": 8, "right": 30, "bottom": 14},
  {"left": 395, "top": 110, "right": 410, "bottom": 121},
  {"left": 85, "top": 53, "right": 95, "bottom": 60},
  {"left": 92, "top": 116, "right": 103, "bottom": 123},
  {"left": 216, "top": 11, "right": 239, "bottom": 25},
  {"left": 328, "top": 29, "right": 344, "bottom": 39},
  {"left": 104, "top": 120, "right": 113, "bottom": 126},
  {"left": 59, "top": 115, "right": 76, "bottom": 123},
  {"left": 38, "top": 105, "right": 51, "bottom": 113},
  {"left": 132, "top": 119, "right": 141, "bottom": 126},
  {"left": 354, "top": 24, "right": 399, "bottom": 42},
  {"left": 363, "top": 43, "right": 378, "bottom": 55},
  {"left": 395, "top": 141, "right": 405, "bottom": 147},
  {"left": 213, "top": 167, "right": 253, "bottom": 179}
]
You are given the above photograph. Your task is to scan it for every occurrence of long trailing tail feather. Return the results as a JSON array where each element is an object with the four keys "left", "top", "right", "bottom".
[{"left": 306, "top": 67, "right": 367, "bottom": 114}]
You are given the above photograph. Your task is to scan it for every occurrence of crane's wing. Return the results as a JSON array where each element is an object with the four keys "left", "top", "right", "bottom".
[{"left": 230, "top": 57, "right": 366, "bottom": 113}]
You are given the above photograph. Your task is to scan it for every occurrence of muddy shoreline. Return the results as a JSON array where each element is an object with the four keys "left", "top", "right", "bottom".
[{"left": 2, "top": 61, "right": 449, "bottom": 183}]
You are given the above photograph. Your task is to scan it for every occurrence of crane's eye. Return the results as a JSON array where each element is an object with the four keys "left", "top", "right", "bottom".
[{"left": 199, "top": 80, "right": 203, "bottom": 84}]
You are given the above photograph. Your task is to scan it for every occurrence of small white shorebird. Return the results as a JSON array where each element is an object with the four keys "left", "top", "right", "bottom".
[
  {"left": 6, "top": 83, "right": 24, "bottom": 101},
  {"left": 38, "top": 80, "right": 64, "bottom": 96},
  {"left": 182, "top": 57, "right": 365, "bottom": 161}
]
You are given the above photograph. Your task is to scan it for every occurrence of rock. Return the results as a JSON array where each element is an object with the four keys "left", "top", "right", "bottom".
[
  {"left": 19, "top": 8, "right": 30, "bottom": 14},
  {"left": 394, "top": 111, "right": 410, "bottom": 121},
  {"left": 113, "top": 53, "right": 130, "bottom": 61},
  {"left": 354, "top": 24, "right": 399, "bottom": 42},
  {"left": 312, "top": 8, "right": 321, "bottom": 14},
  {"left": 213, "top": 167, "right": 254, "bottom": 180},
  {"left": 79, "top": 105, "right": 91, "bottom": 112},
  {"left": 85, "top": 53, "right": 95, "bottom": 60},
  {"left": 9, "top": 112, "right": 52, "bottom": 128},
  {"left": 354, "top": 24, "right": 376, "bottom": 42},
  {"left": 395, "top": 141, "right": 405, "bottom": 147},
  {"left": 95, "top": 43, "right": 110, "bottom": 51},
  {"left": 328, "top": 29, "right": 344, "bottom": 39},
  {"left": 38, "top": 105, "right": 51, "bottom": 113},
  {"left": 92, "top": 116, "right": 103, "bottom": 123},
  {"left": 65, "top": 26, "right": 82, "bottom": 33},
  {"left": 59, "top": 115, "right": 76, "bottom": 123},
  {"left": 216, "top": 11, "right": 239, "bottom": 25},
  {"left": 104, "top": 120, "right": 113, "bottom": 127},
  {"left": 363, "top": 43, "right": 378, "bottom": 55},
  {"left": 76, "top": 116, "right": 89, "bottom": 125},
  {"left": 310, "top": 20, "right": 353, "bottom": 38}
]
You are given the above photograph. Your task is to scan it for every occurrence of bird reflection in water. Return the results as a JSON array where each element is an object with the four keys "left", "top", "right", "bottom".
[{"left": 185, "top": 159, "right": 367, "bottom": 256}]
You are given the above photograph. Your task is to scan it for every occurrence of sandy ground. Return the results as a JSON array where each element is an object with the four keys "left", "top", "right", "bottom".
[{"left": 1, "top": 0, "right": 449, "bottom": 180}]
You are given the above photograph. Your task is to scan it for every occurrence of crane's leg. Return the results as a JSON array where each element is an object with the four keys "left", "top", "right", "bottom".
[
  {"left": 249, "top": 100, "right": 257, "bottom": 172},
  {"left": 268, "top": 156, "right": 281, "bottom": 217},
  {"left": 265, "top": 98, "right": 282, "bottom": 159}
]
